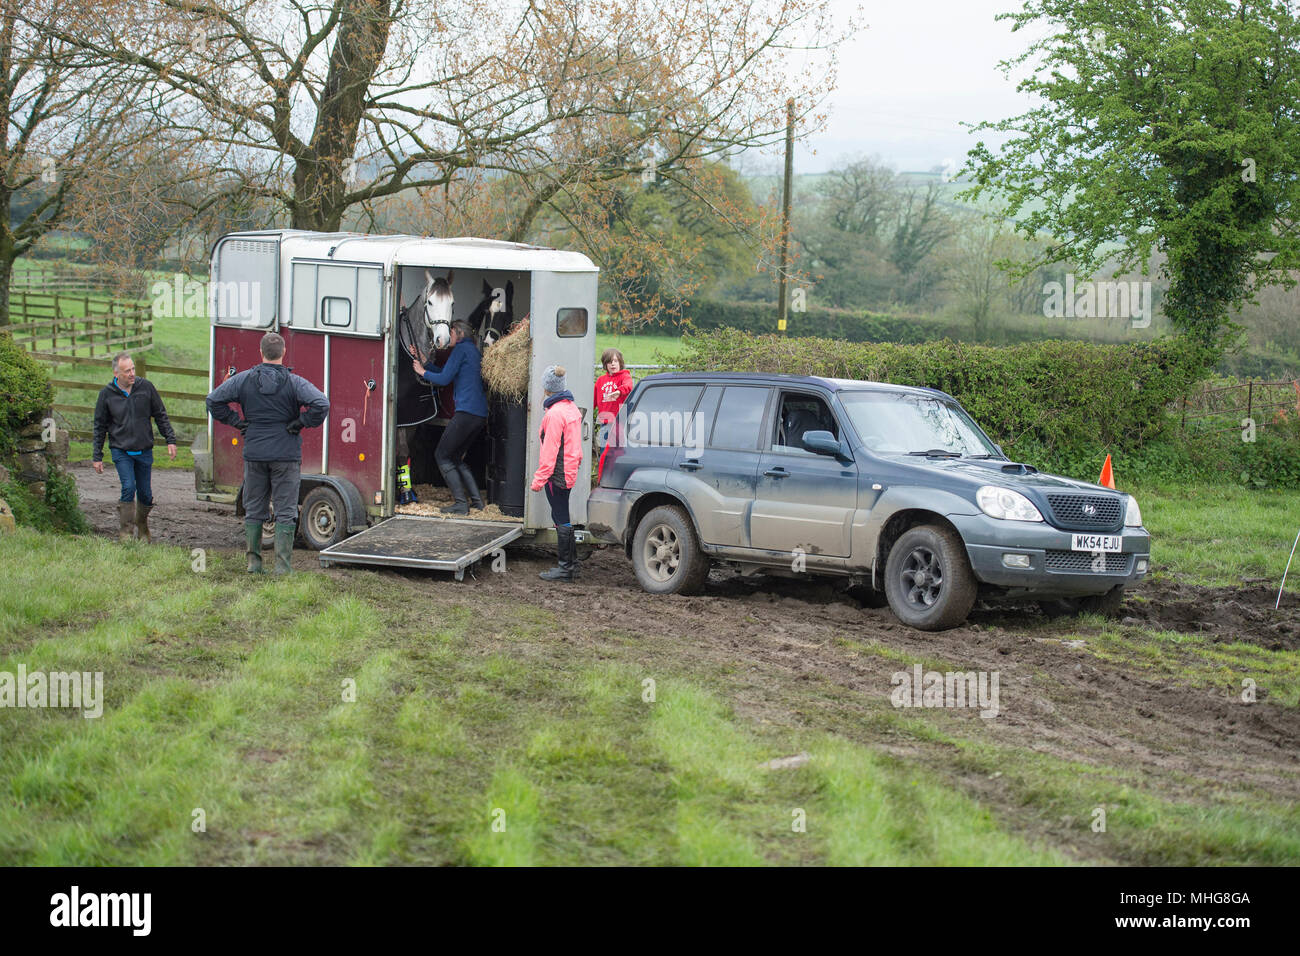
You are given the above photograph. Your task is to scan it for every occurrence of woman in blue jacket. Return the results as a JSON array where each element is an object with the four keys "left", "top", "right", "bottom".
[{"left": 410, "top": 320, "right": 489, "bottom": 514}]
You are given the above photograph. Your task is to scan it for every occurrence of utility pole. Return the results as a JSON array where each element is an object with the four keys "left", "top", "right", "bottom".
[{"left": 777, "top": 98, "right": 794, "bottom": 333}]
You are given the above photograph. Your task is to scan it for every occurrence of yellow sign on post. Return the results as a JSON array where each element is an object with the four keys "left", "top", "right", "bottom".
[{"left": 778, "top": 318, "right": 787, "bottom": 332}]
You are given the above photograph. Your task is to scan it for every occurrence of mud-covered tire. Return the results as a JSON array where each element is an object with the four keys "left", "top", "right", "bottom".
[
  {"left": 299, "top": 486, "right": 347, "bottom": 551},
  {"left": 883, "top": 524, "right": 977, "bottom": 631},
  {"left": 631, "top": 505, "right": 709, "bottom": 596}
]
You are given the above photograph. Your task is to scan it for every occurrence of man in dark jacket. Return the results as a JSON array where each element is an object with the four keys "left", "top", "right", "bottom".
[
  {"left": 205, "top": 332, "right": 329, "bottom": 575},
  {"left": 92, "top": 351, "right": 178, "bottom": 542}
]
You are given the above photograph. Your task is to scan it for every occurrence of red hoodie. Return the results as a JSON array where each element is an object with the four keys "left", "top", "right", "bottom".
[{"left": 594, "top": 369, "right": 633, "bottom": 424}]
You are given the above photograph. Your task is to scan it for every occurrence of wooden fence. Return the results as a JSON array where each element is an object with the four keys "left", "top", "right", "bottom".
[
  {"left": 8, "top": 291, "right": 153, "bottom": 357},
  {"left": 11, "top": 264, "right": 132, "bottom": 295},
  {"left": 1180, "top": 379, "right": 1300, "bottom": 434}
]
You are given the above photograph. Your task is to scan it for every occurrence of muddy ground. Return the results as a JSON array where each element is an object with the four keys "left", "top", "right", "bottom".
[{"left": 71, "top": 461, "right": 1300, "bottom": 829}]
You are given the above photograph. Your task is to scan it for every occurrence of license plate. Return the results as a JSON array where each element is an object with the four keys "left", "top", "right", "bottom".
[{"left": 1072, "top": 534, "right": 1122, "bottom": 553}]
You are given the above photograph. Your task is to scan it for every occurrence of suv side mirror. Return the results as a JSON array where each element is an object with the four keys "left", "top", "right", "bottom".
[{"left": 803, "top": 430, "right": 842, "bottom": 457}]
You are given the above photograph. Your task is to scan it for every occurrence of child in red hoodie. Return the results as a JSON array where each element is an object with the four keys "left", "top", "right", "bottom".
[{"left": 594, "top": 348, "right": 633, "bottom": 483}]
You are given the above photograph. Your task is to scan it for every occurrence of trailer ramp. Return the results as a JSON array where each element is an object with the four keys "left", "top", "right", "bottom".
[{"left": 319, "top": 515, "right": 523, "bottom": 579}]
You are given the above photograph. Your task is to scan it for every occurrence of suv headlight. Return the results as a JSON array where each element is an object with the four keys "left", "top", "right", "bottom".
[
  {"left": 1124, "top": 495, "right": 1142, "bottom": 527},
  {"left": 977, "top": 486, "right": 1043, "bottom": 522}
]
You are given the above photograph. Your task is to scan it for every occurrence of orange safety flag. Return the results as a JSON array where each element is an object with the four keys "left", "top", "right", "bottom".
[{"left": 1098, "top": 454, "right": 1115, "bottom": 489}]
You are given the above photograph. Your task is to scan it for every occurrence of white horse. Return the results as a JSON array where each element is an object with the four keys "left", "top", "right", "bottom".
[{"left": 423, "top": 269, "right": 454, "bottom": 352}]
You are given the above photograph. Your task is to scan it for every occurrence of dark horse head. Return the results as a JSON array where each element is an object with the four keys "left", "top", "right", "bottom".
[{"left": 465, "top": 279, "right": 513, "bottom": 349}]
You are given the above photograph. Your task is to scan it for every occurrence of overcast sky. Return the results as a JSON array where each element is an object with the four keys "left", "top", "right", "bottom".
[{"left": 778, "top": 0, "right": 1045, "bottom": 175}]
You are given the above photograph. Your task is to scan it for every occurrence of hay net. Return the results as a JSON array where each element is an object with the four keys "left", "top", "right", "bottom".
[{"left": 481, "top": 317, "right": 530, "bottom": 401}]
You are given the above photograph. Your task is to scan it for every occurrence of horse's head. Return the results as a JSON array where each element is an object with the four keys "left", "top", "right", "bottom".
[
  {"left": 472, "top": 279, "right": 513, "bottom": 349},
  {"left": 424, "top": 270, "right": 454, "bottom": 350}
]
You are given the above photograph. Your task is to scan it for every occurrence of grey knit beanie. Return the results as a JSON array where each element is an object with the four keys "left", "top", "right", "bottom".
[{"left": 542, "top": 364, "right": 567, "bottom": 393}]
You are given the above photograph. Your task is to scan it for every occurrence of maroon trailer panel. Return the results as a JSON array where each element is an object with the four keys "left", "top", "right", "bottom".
[
  {"left": 327, "top": 335, "right": 385, "bottom": 502},
  {"left": 281, "top": 328, "right": 326, "bottom": 471},
  {"left": 212, "top": 326, "right": 268, "bottom": 488}
]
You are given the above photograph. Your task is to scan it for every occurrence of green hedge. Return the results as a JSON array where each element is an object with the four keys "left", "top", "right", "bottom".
[
  {"left": 673, "top": 329, "right": 1300, "bottom": 487},
  {"left": 622, "top": 299, "right": 972, "bottom": 342},
  {"left": 675, "top": 328, "right": 1213, "bottom": 461},
  {"left": 624, "top": 299, "right": 1152, "bottom": 346},
  {"left": 0, "top": 467, "right": 89, "bottom": 534},
  {"left": 0, "top": 330, "right": 53, "bottom": 459}
]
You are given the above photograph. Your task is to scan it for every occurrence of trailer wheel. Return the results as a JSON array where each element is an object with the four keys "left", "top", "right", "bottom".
[{"left": 299, "top": 486, "right": 347, "bottom": 551}]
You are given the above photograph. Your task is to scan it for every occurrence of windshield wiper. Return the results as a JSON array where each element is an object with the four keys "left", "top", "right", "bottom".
[{"left": 908, "top": 449, "right": 962, "bottom": 458}]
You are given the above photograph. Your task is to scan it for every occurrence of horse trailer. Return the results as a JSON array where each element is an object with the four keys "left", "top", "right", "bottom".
[{"left": 192, "top": 230, "right": 598, "bottom": 576}]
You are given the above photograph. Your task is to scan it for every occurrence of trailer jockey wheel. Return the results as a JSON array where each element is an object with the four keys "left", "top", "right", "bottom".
[{"left": 299, "top": 486, "right": 348, "bottom": 551}]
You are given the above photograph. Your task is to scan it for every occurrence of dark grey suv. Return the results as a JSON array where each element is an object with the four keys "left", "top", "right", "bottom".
[{"left": 585, "top": 373, "right": 1151, "bottom": 631}]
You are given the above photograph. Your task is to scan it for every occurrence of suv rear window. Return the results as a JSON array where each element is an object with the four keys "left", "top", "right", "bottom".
[
  {"left": 710, "top": 386, "right": 768, "bottom": 450},
  {"left": 628, "top": 384, "right": 702, "bottom": 446}
]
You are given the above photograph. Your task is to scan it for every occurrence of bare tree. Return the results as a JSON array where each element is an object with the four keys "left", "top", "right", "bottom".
[
  {"left": 36, "top": 0, "right": 846, "bottom": 235},
  {"left": 0, "top": 0, "right": 179, "bottom": 323},
  {"left": 889, "top": 182, "right": 953, "bottom": 303}
]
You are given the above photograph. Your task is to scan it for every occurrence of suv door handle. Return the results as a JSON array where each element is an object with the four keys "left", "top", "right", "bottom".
[
  {"left": 764, "top": 466, "right": 789, "bottom": 478},
  {"left": 679, "top": 458, "right": 703, "bottom": 471}
]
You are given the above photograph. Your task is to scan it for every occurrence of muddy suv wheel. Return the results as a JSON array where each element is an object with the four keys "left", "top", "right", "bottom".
[
  {"left": 631, "top": 505, "right": 709, "bottom": 595},
  {"left": 883, "top": 524, "right": 977, "bottom": 631}
]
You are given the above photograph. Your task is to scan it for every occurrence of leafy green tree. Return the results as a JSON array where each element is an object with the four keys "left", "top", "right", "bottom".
[{"left": 964, "top": 0, "right": 1300, "bottom": 351}]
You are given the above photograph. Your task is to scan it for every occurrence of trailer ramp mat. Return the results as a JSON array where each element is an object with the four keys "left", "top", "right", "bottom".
[{"left": 319, "top": 516, "right": 523, "bottom": 579}]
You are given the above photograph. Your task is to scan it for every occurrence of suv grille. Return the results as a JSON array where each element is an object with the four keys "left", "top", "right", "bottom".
[
  {"left": 1045, "top": 494, "right": 1122, "bottom": 531},
  {"left": 1045, "top": 550, "right": 1131, "bottom": 573}
]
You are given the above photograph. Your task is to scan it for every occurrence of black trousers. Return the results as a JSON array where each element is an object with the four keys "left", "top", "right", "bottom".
[
  {"left": 435, "top": 411, "right": 486, "bottom": 480},
  {"left": 545, "top": 482, "right": 571, "bottom": 527}
]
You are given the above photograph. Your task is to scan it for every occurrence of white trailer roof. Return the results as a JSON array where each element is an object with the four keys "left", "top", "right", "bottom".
[{"left": 240, "top": 230, "right": 599, "bottom": 274}]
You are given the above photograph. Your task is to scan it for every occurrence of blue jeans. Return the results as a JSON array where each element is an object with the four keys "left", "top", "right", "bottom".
[{"left": 110, "top": 448, "right": 153, "bottom": 505}]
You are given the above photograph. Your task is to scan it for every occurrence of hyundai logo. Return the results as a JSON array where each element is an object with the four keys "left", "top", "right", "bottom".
[{"left": 1082, "top": 503, "right": 1098, "bottom": 517}]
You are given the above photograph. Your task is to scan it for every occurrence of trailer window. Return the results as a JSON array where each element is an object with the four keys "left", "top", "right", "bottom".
[
  {"left": 320, "top": 296, "right": 351, "bottom": 328},
  {"left": 289, "top": 261, "right": 383, "bottom": 336},
  {"left": 212, "top": 237, "right": 277, "bottom": 328},
  {"left": 556, "top": 307, "right": 587, "bottom": 337}
]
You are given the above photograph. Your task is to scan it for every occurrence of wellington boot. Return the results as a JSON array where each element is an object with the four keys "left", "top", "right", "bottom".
[
  {"left": 539, "top": 526, "right": 577, "bottom": 582},
  {"left": 439, "top": 466, "right": 470, "bottom": 515},
  {"left": 135, "top": 502, "right": 154, "bottom": 543},
  {"left": 272, "top": 524, "right": 296, "bottom": 575},
  {"left": 246, "top": 520, "right": 265, "bottom": 574},
  {"left": 458, "top": 464, "right": 485, "bottom": 511},
  {"left": 118, "top": 502, "right": 136, "bottom": 542}
]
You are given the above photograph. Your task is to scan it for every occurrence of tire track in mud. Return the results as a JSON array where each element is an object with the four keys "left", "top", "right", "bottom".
[
  {"left": 71, "top": 461, "right": 1300, "bottom": 805},
  {"left": 466, "top": 549, "right": 1300, "bottom": 805}
]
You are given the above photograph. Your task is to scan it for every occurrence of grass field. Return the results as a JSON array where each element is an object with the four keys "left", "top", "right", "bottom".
[
  {"left": 1133, "top": 483, "right": 1300, "bottom": 587},
  {"left": 1, "top": 482, "right": 1297, "bottom": 865}
]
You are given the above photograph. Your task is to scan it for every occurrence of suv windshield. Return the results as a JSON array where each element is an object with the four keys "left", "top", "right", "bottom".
[{"left": 839, "top": 391, "right": 999, "bottom": 457}]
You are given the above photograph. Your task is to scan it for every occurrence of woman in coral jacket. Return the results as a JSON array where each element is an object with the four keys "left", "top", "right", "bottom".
[{"left": 530, "top": 365, "right": 584, "bottom": 582}]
